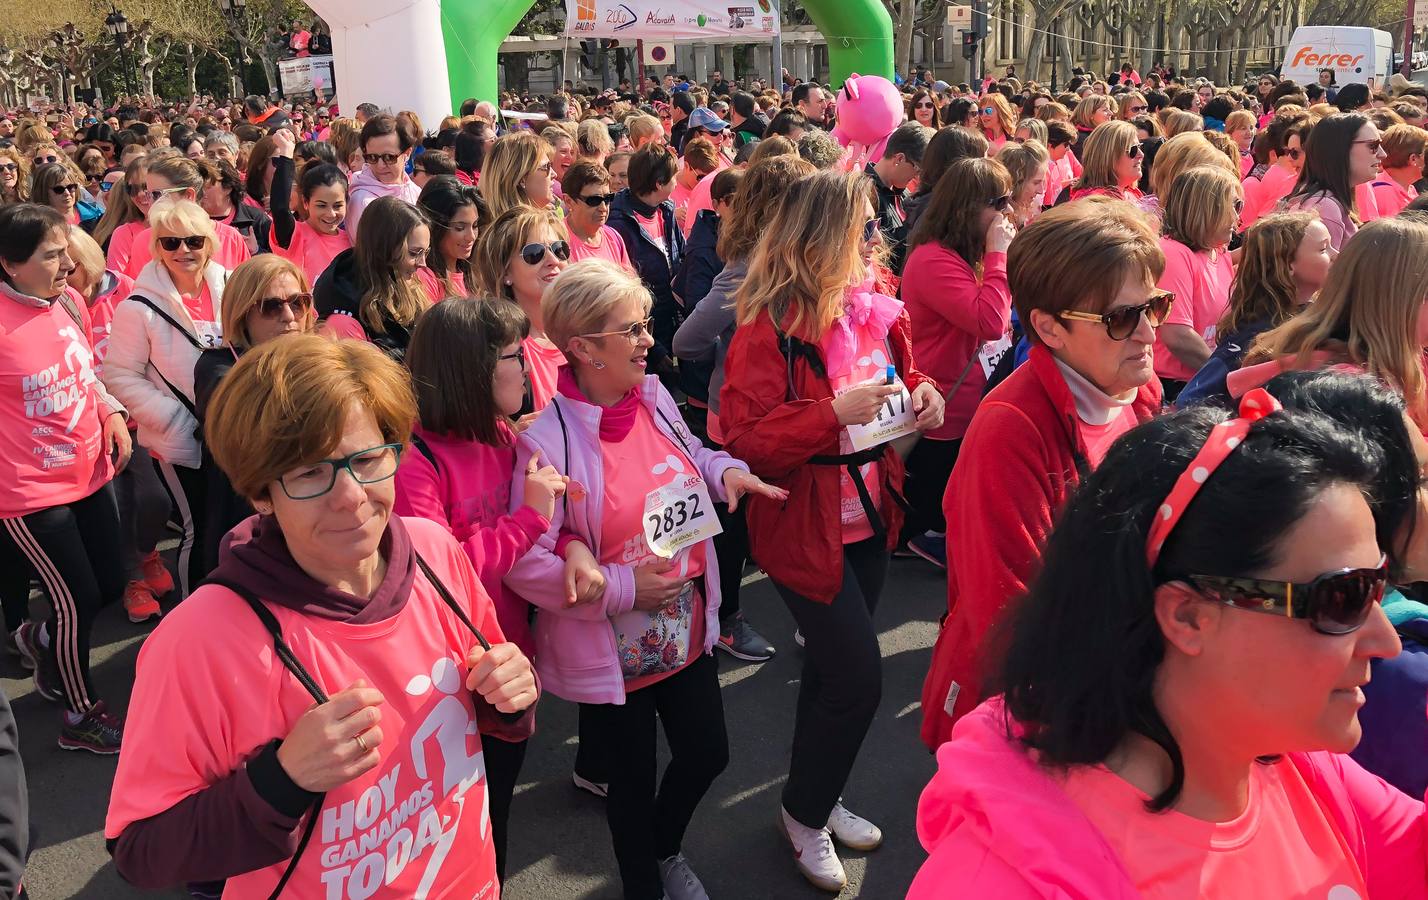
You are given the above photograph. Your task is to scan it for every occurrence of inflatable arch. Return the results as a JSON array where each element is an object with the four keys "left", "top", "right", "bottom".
[{"left": 303, "top": 0, "right": 893, "bottom": 126}]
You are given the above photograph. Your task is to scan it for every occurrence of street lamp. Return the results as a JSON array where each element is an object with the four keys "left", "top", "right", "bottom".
[
  {"left": 104, "top": 5, "right": 137, "bottom": 97},
  {"left": 219, "top": 0, "right": 249, "bottom": 98}
]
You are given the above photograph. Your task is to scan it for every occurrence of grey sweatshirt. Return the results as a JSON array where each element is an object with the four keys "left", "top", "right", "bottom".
[{"left": 672, "top": 258, "right": 749, "bottom": 417}]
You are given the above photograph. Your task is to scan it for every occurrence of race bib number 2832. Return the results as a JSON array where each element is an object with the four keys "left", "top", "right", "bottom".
[{"left": 643, "top": 474, "right": 723, "bottom": 558}]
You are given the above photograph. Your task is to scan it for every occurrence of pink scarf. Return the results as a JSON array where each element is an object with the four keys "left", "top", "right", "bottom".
[
  {"left": 556, "top": 365, "right": 642, "bottom": 441},
  {"left": 819, "top": 278, "right": 904, "bottom": 380}
]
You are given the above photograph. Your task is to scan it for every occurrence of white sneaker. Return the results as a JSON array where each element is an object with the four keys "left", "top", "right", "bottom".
[
  {"left": 572, "top": 771, "right": 608, "bottom": 798},
  {"left": 793, "top": 629, "right": 805, "bottom": 648},
  {"left": 779, "top": 806, "right": 847, "bottom": 892},
  {"left": 828, "top": 801, "right": 883, "bottom": 851},
  {"left": 658, "top": 853, "right": 709, "bottom": 900}
]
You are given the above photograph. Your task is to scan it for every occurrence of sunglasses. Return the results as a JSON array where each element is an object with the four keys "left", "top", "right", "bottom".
[
  {"left": 100, "top": 180, "right": 118, "bottom": 193},
  {"left": 158, "top": 235, "right": 207, "bottom": 251},
  {"left": 1354, "top": 139, "right": 1383, "bottom": 154},
  {"left": 1128, "top": 104, "right": 1148, "bottom": 113},
  {"left": 915, "top": 101, "right": 935, "bottom": 109},
  {"left": 1286, "top": 148, "right": 1303, "bottom": 160},
  {"left": 33, "top": 155, "right": 59, "bottom": 165},
  {"left": 578, "top": 192, "right": 617, "bottom": 207},
  {"left": 1184, "top": 556, "right": 1388, "bottom": 635},
  {"left": 989, "top": 194, "right": 1013, "bottom": 211},
  {"left": 149, "top": 187, "right": 188, "bottom": 203},
  {"left": 0, "top": 163, "right": 15, "bottom": 173},
  {"left": 257, "top": 292, "right": 313, "bottom": 317},
  {"left": 862, "top": 218, "right": 879, "bottom": 243},
  {"left": 520, "top": 240, "right": 571, "bottom": 265},
  {"left": 363, "top": 152, "right": 402, "bottom": 165},
  {"left": 1126, "top": 143, "right": 1144, "bottom": 159},
  {"left": 1058, "top": 291, "right": 1174, "bottom": 341},
  {"left": 577, "top": 316, "right": 654, "bottom": 344},
  {"left": 981, "top": 107, "right": 995, "bottom": 115},
  {"left": 51, "top": 183, "right": 79, "bottom": 196}
]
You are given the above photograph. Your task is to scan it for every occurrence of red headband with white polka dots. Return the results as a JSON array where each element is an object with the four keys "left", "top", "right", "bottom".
[{"left": 1145, "top": 388, "right": 1283, "bottom": 568}]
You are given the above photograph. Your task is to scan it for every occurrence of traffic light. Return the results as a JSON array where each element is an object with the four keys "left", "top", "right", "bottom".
[{"left": 962, "top": 31, "right": 979, "bottom": 60}]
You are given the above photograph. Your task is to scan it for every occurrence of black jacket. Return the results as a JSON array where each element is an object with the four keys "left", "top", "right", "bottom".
[
  {"left": 866, "top": 163, "right": 911, "bottom": 275},
  {"left": 313, "top": 248, "right": 415, "bottom": 362},
  {"left": 193, "top": 348, "right": 251, "bottom": 576},
  {"left": 671, "top": 209, "right": 722, "bottom": 402},
  {"left": 608, "top": 188, "right": 685, "bottom": 355},
  {"left": 226, "top": 202, "right": 272, "bottom": 257}
]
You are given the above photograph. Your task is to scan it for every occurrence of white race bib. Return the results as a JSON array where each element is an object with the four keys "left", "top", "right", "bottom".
[
  {"left": 840, "top": 375, "right": 917, "bottom": 452},
  {"left": 642, "top": 473, "right": 723, "bottom": 558},
  {"left": 977, "top": 329, "right": 1014, "bottom": 379}
]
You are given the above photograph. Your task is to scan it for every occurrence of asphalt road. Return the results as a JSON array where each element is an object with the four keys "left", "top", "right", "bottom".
[{"left": 7, "top": 555, "right": 946, "bottom": 899}]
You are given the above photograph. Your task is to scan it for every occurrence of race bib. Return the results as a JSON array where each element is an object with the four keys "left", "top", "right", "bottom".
[
  {"left": 642, "top": 473, "right": 722, "bottom": 558},
  {"left": 977, "top": 329, "right": 1014, "bottom": 379},
  {"left": 193, "top": 320, "right": 223, "bottom": 349},
  {"left": 840, "top": 376, "right": 917, "bottom": 452}
]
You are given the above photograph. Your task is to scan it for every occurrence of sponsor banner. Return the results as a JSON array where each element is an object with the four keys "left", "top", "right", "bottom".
[
  {"left": 566, "top": 0, "right": 779, "bottom": 39},
  {"left": 277, "top": 54, "right": 336, "bottom": 96}
]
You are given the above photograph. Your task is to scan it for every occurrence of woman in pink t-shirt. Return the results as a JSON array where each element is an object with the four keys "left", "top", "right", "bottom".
[
  {"left": 395, "top": 297, "right": 603, "bottom": 882},
  {"left": 909, "top": 382, "right": 1422, "bottom": 900},
  {"left": 506, "top": 260, "right": 782, "bottom": 900},
  {"left": 0, "top": 204, "right": 131, "bottom": 755},
  {"left": 474, "top": 207, "right": 570, "bottom": 411},
  {"left": 562, "top": 160, "right": 631, "bottom": 267},
  {"left": 106, "top": 335, "right": 538, "bottom": 898},
  {"left": 1068, "top": 121, "right": 1145, "bottom": 203},
  {"left": 415, "top": 176, "right": 483, "bottom": 301},
  {"left": 99, "top": 157, "right": 153, "bottom": 274},
  {"left": 122, "top": 155, "right": 251, "bottom": 279},
  {"left": 1153, "top": 166, "right": 1241, "bottom": 401},
  {"left": 268, "top": 130, "right": 352, "bottom": 285}
]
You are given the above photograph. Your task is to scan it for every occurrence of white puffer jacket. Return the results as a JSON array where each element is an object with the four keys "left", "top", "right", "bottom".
[{"left": 102, "top": 260, "right": 227, "bottom": 468}]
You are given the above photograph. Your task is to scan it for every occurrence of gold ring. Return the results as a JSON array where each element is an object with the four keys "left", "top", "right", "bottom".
[{"left": 354, "top": 733, "right": 368, "bottom": 754}]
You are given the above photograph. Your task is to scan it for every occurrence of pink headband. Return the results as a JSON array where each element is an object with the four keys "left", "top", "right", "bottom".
[{"left": 1145, "top": 388, "right": 1283, "bottom": 567}]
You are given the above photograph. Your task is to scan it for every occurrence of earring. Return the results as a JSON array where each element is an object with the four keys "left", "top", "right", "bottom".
[
  {"left": 254, "top": 503, "right": 273, "bottom": 515},
  {"left": 591, "top": 358, "right": 606, "bottom": 370}
]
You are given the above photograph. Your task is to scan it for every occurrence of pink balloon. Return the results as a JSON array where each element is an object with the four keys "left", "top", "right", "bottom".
[{"left": 830, "top": 74, "right": 906, "bottom": 164}]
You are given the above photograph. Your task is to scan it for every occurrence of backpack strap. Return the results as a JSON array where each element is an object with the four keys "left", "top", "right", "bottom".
[
  {"left": 413, "top": 553, "right": 492, "bottom": 652},
  {"left": 409, "top": 433, "right": 439, "bottom": 474},
  {"left": 54, "top": 292, "right": 85, "bottom": 330}
]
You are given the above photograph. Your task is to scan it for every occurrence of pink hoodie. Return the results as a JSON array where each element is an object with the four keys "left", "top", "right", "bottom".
[
  {"left": 908, "top": 699, "right": 1428, "bottom": 899},
  {"left": 392, "top": 422, "right": 548, "bottom": 655}
]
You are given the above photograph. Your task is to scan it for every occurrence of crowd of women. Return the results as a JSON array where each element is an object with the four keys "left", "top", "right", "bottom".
[{"left": 1, "top": 59, "right": 1427, "bottom": 899}]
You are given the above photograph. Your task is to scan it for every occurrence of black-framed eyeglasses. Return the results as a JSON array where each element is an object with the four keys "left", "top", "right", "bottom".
[
  {"left": 862, "top": 218, "right": 878, "bottom": 243},
  {"left": 520, "top": 240, "right": 570, "bottom": 265},
  {"left": 498, "top": 345, "right": 527, "bottom": 370},
  {"left": 257, "top": 292, "right": 313, "bottom": 318},
  {"left": 364, "top": 152, "right": 402, "bottom": 165},
  {"left": 158, "top": 235, "right": 208, "bottom": 251},
  {"left": 1183, "top": 556, "right": 1388, "bottom": 635},
  {"left": 1286, "top": 148, "right": 1304, "bottom": 160},
  {"left": 278, "top": 443, "right": 404, "bottom": 500},
  {"left": 1058, "top": 291, "right": 1174, "bottom": 341},
  {"left": 51, "top": 183, "right": 79, "bottom": 196},
  {"left": 577, "top": 316, "right": 653, "bottom": 344},
  {"left": 989, "top": 194, "right": 1012, "bottom": 211},
  {"left": 578, "top": 192, "right": 617, "bottom": 208}
]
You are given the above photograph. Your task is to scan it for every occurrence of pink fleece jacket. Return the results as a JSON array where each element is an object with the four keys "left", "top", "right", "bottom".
[
  {"left": 908, "top": 699, "right": 1428, "bottom": 899},
  {"left": 392, "top": 422, "right": 547, "bottom": 655}
]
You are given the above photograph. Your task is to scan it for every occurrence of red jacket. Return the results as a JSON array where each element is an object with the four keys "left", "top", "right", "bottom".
[
  {"left": 720, "top": 307, "right": 937, "bottom": 603},
  {"left": 919, "top": 345, "right": 1161, "bottom": 749}
]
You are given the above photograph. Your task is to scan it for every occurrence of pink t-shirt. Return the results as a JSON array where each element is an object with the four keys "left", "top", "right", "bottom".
[
  {"left": 1241, "top": 164, "right": 1297, "bottom": 228},
  {"left": 1354, "top": 181, "right": 1381, "bottom": 223},
  {"left": 634, "top": 209, "right": 666, "bottom": 250},
  {"left": 598, "top": 404, "right": 707, "bottom": 691},
  {"left": 1365, "top": 177, "right": 1415, "bottom": 221},
  {"left": 123, "top": 222, "right": 252, "bottom": 279},
  {"left": 680, "top": 165, "right": 728, "bottom": 238},
  {"left": 104, "top": 220, "right": 148, "bottom": 275},
  {"left": 105, "top": 518, "right": 504, "bottom": 900},
  {"left": 1060, "top": 759, "right": 1368, "bottom": 899},
  {"left": 274, "top": 220, "right": 350, "bottom": 286},
  {"left": 0, "top": 289, "right": 115, "bottom": 517},
  {"left": 1154, "top": 238, "right": 1234, "bottom": 383},
  {"left": 565, "top": 223, "right": 631, "bottom": 268},
  {"left": 415, "top": 267, "right": 466, "bottom": 302},
  {"left": 524, "top": 336, "right": 566, "bottom": 411},
  {"left": 1081, "top": 409, "right": 1139, "bottom": 468},
  {"left": 823, "top": 320, "right": 887, "bottom": 545},
  {"left": 87, "top": 271, "right": 134, "bottom": 372}
]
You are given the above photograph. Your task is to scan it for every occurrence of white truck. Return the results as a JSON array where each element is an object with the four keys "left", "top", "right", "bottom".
[{"left": 1280, "top": 25, "right": 1394, "bottom": 89}]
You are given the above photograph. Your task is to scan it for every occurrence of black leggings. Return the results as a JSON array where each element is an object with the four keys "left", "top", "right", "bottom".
[
  {"left": 900, "top": 437, "right": 961, "bottom": 540},
  {"left": 0, "top": 485, "right": 124, "bottom": 713},
  {"left": 580, "top": 652, "right": 729, "bottom": 900},
  {"left": 773, "top": 537, "right": 888, "bottom": 828},
  {"left": 153, "top": 457, "right": 207, "bottom": 597},
  {"left": 705, "top": 438, "right": 752, "bottom": 626},
  {"left": 483, "top": 735, "right": 527, "bottom": 885}
]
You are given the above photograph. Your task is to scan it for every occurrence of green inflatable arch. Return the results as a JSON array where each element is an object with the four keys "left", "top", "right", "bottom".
[{"left": 439, "top": 0, "right": 894, "bottom": 109}]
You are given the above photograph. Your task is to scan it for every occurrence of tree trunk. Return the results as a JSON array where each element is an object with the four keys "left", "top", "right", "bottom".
[
  {"left": 184, "top": 44, "right": 199, "bottom": 97},
  {"left": 894, "top": 0, "right": 917, "bottom": 80}
]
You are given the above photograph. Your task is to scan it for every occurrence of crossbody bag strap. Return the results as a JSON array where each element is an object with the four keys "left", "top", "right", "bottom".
[
  {"left": 130, "top": 295, "right": 207, "bottom": 351},
  {"left": 202, "top": 576, "right": 326, "bottom": 900}
]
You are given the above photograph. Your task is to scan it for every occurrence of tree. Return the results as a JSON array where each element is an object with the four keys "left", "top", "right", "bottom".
[{"left": 884, "top": 0, "right": 951, "bottom": 79}]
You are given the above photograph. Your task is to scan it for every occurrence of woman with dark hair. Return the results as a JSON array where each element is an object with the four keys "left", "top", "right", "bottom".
[
  {"left": 1335, "top": 82, "right": 1373, "bottom": 113},
  {"left": 908, "top": 89, "right": 942, "bottom": 129},
  {"left": 454, "top": 123, "right": 495, "bottom": 185},
  {"left": 944, "top": 98, "right": 979, "bottom": 129},
  {"left": 415, "top": 175, "right": 487, "bottom": 300},
  {"left": 608, "top": 144, "right": 685, "bottom": 382},
  {"left": 902, "top": 126, "right": 991, "bottom": 234},
  {"left": 395, "top": 297, "right": 596, "bottom": 883},
  {"left": 242, "top": 135, "right": 277, "bottom": 210},
  {"left": 909, "top": 383, "right": 1416, "bottom": 897},
  {"left": 269, "top": 130, "right": 351, "bottom": 284},
  {"left": 899, "top": 158, "right": 1017, "bottom": 566},
  {"left": 1285, "top": 112, "right": 1385, "bottom": 251},
  {"left": 0, "top": 203, "right": 130, "bottom": 752},
  {"left": 198, "top": 158, "right": 272, "bottom": 256},
  {"left": 31, "top": 162, "right": 103, "bottom": 234}
]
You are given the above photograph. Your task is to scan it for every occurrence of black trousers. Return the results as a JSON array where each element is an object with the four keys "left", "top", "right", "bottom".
[
  {"left": 773, "top": 537, "right": 888, "bottom": 828},
  {"left": 0, "top": 485, "right": 124, "bottom": 713},
  {"left": 153, "top": 457, "right": 207, "bottom": 598},
  {"left": 580, "top": 652, "right": 728, "bottom": 900},
  {"left": 704, "top": 437, "right": 752, "bottom": 626},
  {"left": 0, "top": 532, "right": 35, "bottom": 633},
  {"left": 900, "top": 436, "right": 961, "bottom": 540},
  {"left": 483, "top": 735, "right": 527, "bottom": 885}
]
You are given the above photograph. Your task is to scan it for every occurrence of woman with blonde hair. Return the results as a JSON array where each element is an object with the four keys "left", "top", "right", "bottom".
[
  {"left": 577, "top": 117, "right": 615, "bottom": 165},
  {"left": 122, "top": 154, "right": 252, "bottom": 278},
  {"left": 104, "top": 198, "right": 228, "bottom": 599},
  {"left": 1237, "top": 216, "right": 1428, "bottom": 427},
  {"left": 473, "top": 206, "right": 571, "bottom": 408},
  {"left": 1071, "top": 94, "right": 1118, "bottom": 158},
  {"left": 480, "top": 130, "right": 556, "bottom": 218},
  {"left": 193, "top": 254, "right": 315, "bottom": 572},
  {"left": 1151, "top": 166, "right": 1243, "bottom": 400},
  {"left": 1148, "top": 131, "right": 1241, "bottom": 203},
  {"left": 627, "top": 114, "right": 665, "bottom": 151},
  {"left": 327, "top": 117, "right": 363, "bottom": 173},
  {"left": 996, "top": 139, "right": 1050, "bottom": 227},
  {"left": 314, "top": 194, "right": 430, "bottom": 361},
  {"left": 0, "top": 146, "right": 27, "bottom": 205},
  {"left": 506, "top": 259, "right": 780, "bottom": 900},
  {"left": 722, "top": 170, "right": 943, "bottom": 891},
  {"left": 1116, "top": 90, "right": 1149, "bottom": 120},
  {"left": 31, "top": 162, "right": 103, "bottom": 233},
  {"left": 1069, "top": 120, "right": 1144, "bottom": 201},
  {"left": 979, "top": 93, "right": 1017, "bottom": 152},
  {"left": 541, "top": 125, "right": 577, "bottom": 188},
  {"left": 1179, "top": 211, "right": 1333, "bottom": 406}
]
